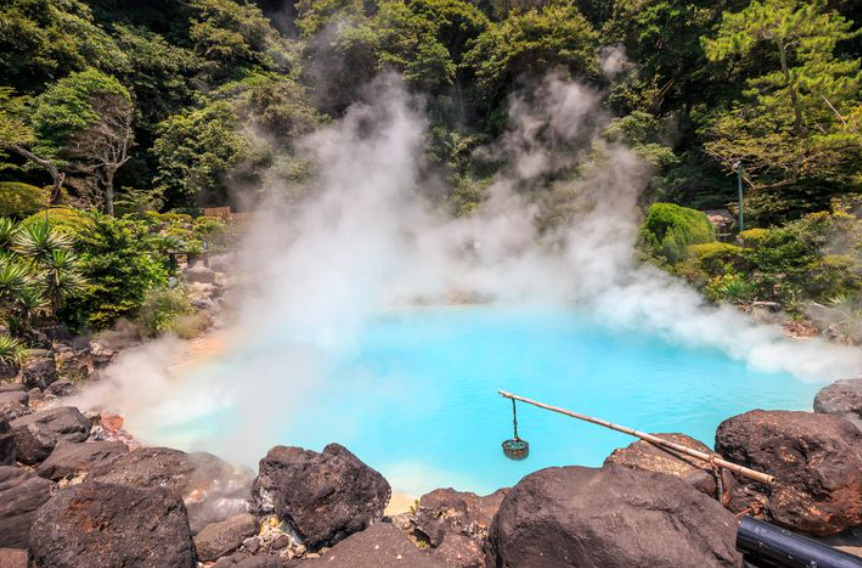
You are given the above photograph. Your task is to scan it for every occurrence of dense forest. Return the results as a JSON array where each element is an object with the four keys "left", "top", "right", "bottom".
[{"left": 2, "top": 0, "right": 862, "bottom": 349}]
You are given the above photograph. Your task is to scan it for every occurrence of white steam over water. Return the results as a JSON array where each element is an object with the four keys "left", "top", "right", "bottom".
[{"left": 75, "top": 74, "right": 862, "bottom": 463}]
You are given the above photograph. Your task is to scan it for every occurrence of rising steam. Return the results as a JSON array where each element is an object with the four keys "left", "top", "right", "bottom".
[{"left": 74, "top": 73, "right": 862, "bottom": 465}]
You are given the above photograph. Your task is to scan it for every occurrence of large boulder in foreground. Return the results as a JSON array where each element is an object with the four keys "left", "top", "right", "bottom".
[
  {"left": 716, "top": 410, "right": 862, "bottom": 536},
  {"left": 815, "top": 378, "right": 862, "bottom": 430},
  {"left": 303, "top": 523, "right": 445, "bottom": 568},
  {"left": 604, "top": 433, "right": 734, "bottom": 503},
  {"left": 9, "top": 406, "right": 90, "bottom": 465},
  {"left": 88, "top": 446, "right": 253, "bottom": 532},
  {"left": 252, "top": 444, "right": 391, "bottom": 550},
  {"left": 29, "top": 482, "right": 196, "bottom": 568},
  {"left": 0, "top": 467, "right": 53, "bottom": 549},
  {"left": 36, "top": 441, "right": 129, "bottom": 481},
  {"left": 487, "top": 465, "right": 742, "bottom": 568}
]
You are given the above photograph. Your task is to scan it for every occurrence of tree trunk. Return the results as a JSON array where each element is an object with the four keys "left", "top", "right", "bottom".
[
  {"left": 776, "top": 40, "right": 804, "bottom": 135},
  {"left": 10, "top": 145, "right": 66, "bottom": 205},
  {"left": 104, "top": 168, "right": 115, "bottom": 216}
]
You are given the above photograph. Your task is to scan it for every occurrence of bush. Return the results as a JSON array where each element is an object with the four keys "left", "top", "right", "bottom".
[
  {"left": 805, "top": 255, "right": 862, "bottom": 300},
  {"left": 0, "top": 334, "right": 25, "bottom": 365},
  {"left": 641, "top": 203, "right": 715, "bottom": 264},
  {"left": 21, "top": 207, "right": 93, "bottom": 235},
  {"left": 705, "top": 273, "right": 757, "bottom": 304},
  {"left": 0, "top": 182, "right": 50, "bottom": 218},
  {"left": 58, "top": 213, "right": 170, "bottom": 332},
  {"left": 136, "top": 286, "right": 194, "bottom": 338},
  {"left": 737, "top": 228, "right": 770, "bottom": 248},
  {"left": 686, "top": 242, "right": 750, "bottom": 275},
  {"left": 169, "top": 312, "right": 210, "bottom": 339}
]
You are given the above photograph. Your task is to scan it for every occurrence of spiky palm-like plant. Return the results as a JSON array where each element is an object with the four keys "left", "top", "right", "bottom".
[
  {"left": 39, "top": 249, "right": 85, "bottom": 311},
  {"left": 0, "top": 218, "right": 18, "bottom": 249},
  {"left": 0, "top": 334, "right": 24, "bottom": 366},
  {"left": 0, "top": 259, "right": 31, "bottom": 304},
  {"left": 13, "top": 222, "right": 73, "bottom": 262}
]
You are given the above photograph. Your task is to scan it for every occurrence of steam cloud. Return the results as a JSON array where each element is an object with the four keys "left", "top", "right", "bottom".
[{"left": 75, "top": 73, "right": 862, "bottom": 465}]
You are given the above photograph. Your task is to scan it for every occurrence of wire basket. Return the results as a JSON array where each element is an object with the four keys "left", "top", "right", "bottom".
[{"left": 502, "top": 438, "right": 529, "bottom": 461}]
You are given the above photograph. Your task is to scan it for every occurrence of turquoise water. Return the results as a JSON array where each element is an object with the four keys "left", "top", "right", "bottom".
[{"left": 165, "top": 307, "right": 825, "bottom": 496}]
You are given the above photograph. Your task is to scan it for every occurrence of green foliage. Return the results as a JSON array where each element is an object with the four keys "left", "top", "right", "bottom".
[
  {"left": 686, "top": 242, "right": 750, "bottom": 274},
  {"left": 59, "top": 213, "right": 169, "bottom": 332},
  {"left": 153, "top": 100, "right": 247, "bottom": 207},
  {"left": 21, "top": 208, "right": 93, "bottom": 235},
  {"left": 641, "top": 203, "right": 716, "bottom": 263},
  {"left": 465, "top": 3, "right": 600, "bottom": 110},
  {"left": 0, "top": 0, "right": 126, "bottom": 91},
  {"left": 0, "top": 334, "right": 25, "bottom": 366},
  {"left": 702, "top": 0, "right": 862, "bottom": 204},
  {"left": 187, "top": 0, "right": 283, "bottom": 81},
  {"left": 0, "top": 182, "right": 50, "bottom": 218},
  {"left": 31, "top": 69, "right": 132, "bottom": 162},
  {"left": 737, "top": 228, "right": 770, "bottom": 248},
  {"left": 136, "top": 286, "right": 194, "bottom": 338},
  {"left": 705, "top": 272, "right": 757, "bottom": 303},
  {"left": 0, "top": 217, "right": 84, "bottom": 329}
]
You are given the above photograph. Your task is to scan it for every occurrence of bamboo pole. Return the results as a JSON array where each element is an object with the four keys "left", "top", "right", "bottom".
[{"left": 498, "top": 391, "right": 775, "bottom": 486}]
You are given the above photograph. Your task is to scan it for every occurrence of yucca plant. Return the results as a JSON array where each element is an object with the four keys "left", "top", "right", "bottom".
[
  {"left": 39, "top": 249, "right": 85, "bottom": 311},
  {"left": 13, "top": 222, "right": 73, "bottom": 262},
  {"left": 0, "top": 259, "right": 32, "bottom": 304},
  {"left": 15, "top": 286, "right": 48, "bottom": 326},
  {"left": 0, "top": 334, "right": 24, "bottom": 367},
  {"left": 0, "top": 218, "right": 18, "bottom": 249}
]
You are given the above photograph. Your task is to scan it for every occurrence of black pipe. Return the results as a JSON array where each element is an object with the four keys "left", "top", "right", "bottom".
[{"left": 737, "top": 517, "right": 862, "bottom": 568}]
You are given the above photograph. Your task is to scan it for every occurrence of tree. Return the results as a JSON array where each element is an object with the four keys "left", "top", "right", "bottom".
[
  {"left": 0, "top": 0, "right": 126, "bottom": 93},
  {"left": 31, "top": 69, "right": 135, "bottom": 215},
  {"left": 187, "top": 0, "right": 284, "bottom": 82},
  {"left": 464, "top": 3, "right": 600, "bottom": 114},
  {"left": 153, "top": 100, "right": 248, "bottom": 207},
  {"left": 0, "top": 89, "right": 68, "bottom": 202},
  {"left": 702, "top": 0, "right": 862, "bottom": 212}
]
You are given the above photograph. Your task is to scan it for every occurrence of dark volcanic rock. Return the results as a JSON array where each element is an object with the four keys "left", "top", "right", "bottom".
[
  {"left": 604, "top": 433, "right": 735, "bottom": 502},
  {"left": 186, "top": 265, "right": 216, "bottom": 284},
  {"left": 815, "top": 378, "right": 862, "bottom": 430},
  {"left": 430, "top": 533, "right": 483, "bottom": 568},
  {"left": 252, "top": 444, "right": 391, "bottom": 550},
  {"left": 194, "top": 513, "right": 257, "bottom": 562},
  {"left": 44, "top": 380, "right": 77, "bottom": 398},
  {"left": 0, "top": 466, "right": 53, "bottom": 549},
  {"left": 29, "top": 482, "right": 196, "bottom": 568},
  {"left": 487, "top": 465, "right": 742, "bottom": 568},
  {"left": 0, "top": 420, "right": 14, "bottom": 465},
  {"left": 0, "top": 391, "right": 27, "bottom": 421},
  {"left": 36, "top": 441, "right": 128, "bottom": 481},
  {"left": 413, "top": 488, "right": 507, "bottom": 548},
  {"left": 716, "top": 410, "right": 862, "bottom": 536},
  {"left": 9, "top": 406, "right": 90, "bottom": 465},
  {"left": 20, "top": 355, "right": 57, "bottom": 390},
  {"left": 303, "top": 523, "right": 445, "bottom": 568},
  {"left": 88, "top": 446, "right": 253, "bottom": 532}
]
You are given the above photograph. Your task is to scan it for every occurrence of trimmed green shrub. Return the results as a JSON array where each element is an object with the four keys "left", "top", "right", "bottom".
[
  {"left": 737, "top": 228, "right": 770, "bottom": 248},
  {"left": 21, "top": 208, "right": 94, "bottom": 235},
  {"left": 641, "top": 203, "right": 715, "bottom": 264},
  {"left": 0, "top": 182, "right": 50, "bottom": 218},
  {"left": 686, "top": 242, "right": 750, "bottom": 275}
]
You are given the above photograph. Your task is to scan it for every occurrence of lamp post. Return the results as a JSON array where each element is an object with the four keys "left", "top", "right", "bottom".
[{"left": 732, "top": 161, "right": 744, "bottom": 232}]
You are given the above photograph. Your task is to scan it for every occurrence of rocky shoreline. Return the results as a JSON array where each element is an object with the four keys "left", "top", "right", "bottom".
[
  {"left": 3, "top": 257, "right": 862, "bottom": 566},
  {"left": 2, "top": 371, "right": 862, "bottom": 567}
]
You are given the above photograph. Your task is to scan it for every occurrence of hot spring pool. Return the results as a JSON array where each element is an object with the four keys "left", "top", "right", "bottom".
[{"left": 153, "top": 307, "right": 824, "bottom": 496}]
